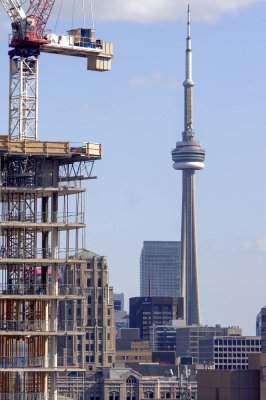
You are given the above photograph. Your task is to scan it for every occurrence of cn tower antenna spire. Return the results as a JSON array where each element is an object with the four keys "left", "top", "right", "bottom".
[
  {"left": 183, "top": 3, "right": 194, "bottom": 141},
  {"left": 187, "top": 4, "right": 191, "bottom": 38}
]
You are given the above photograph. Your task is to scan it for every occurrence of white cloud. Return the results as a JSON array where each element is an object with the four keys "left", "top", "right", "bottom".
[
  {"left": 129, "top": 71, "right": 178, "bottom": 89},
  {"left": 243, "top": 237, "right": 266, "bottom": 253},
  {"left": 50, "top": 0, "right": 263, "bottom": 23},
  {"left": 0, "top": 0, "right": 263, "bottom": 24}
]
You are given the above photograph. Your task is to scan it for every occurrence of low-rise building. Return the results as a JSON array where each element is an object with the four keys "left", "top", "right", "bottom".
[
  {"left": 175, "top": 325, "right": 242, "bottom": 364},
  {"left": 199, "top": 335, "right": 261, "bottom": 370}
]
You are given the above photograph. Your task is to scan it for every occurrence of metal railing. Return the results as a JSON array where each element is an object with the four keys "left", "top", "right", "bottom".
[
  {"left": 0, "top": 283, "right": 83, "bottom": 296},
  {"left": 0, "top": 247, "right": 83, "bottom": 259},
  {"left": 0, "top": 356, "right": 82, "bottom": 369},
  {"left": 0, "top": 211, "right": 84, "bottom": 224},
  {"left": 0, "top": 319, "right": 82, "bottom": 332}
]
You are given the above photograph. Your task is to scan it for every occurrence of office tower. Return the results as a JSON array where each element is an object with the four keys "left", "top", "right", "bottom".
[
  {"left": 171, "top": 6, "right": 205, "bottom": 325},
  {"left": 140, "top": 241, "right": 181, "bottom": 297},
  {"left": 58, "top": 251, "right": 116, "bottom": 373},
  {"left": 129, "top": 296, "right": 183, "bottom": 340},
  {"left": 150, "top": 324, "right": 182, "bottom": 351}
]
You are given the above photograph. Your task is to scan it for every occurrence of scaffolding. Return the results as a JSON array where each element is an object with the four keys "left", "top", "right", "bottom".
[{"left": 0, "top": 136, "right": 101, "bottom": 400}]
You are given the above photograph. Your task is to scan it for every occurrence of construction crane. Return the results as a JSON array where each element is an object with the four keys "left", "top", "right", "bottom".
[{"left": 0, "top": 0, "right": 113, "bottom": 141}]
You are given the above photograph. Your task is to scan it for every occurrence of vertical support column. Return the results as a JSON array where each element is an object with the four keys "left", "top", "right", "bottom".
[
  {"left": 50, "top": 192, "right": 58, "bottom": 400},
  {"left": 41, "top": 197, "right": 49, "bottom": 396}
]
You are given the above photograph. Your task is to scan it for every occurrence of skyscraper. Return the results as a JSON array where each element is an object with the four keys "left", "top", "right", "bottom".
[
  {"left": 140, "top": 241, "right": 181, "bottom": 297},
  {"left": 171, "top": 7, "right": 205, "bottom": 325}
]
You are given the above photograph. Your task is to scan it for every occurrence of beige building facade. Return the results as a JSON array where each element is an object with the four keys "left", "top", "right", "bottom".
[{"left": 58, "top": 251, "right": 116, "bottom": 372}]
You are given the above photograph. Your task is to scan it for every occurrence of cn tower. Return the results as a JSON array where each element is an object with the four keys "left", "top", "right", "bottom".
[{"left": 171, "top": 6, "right": 205, "bottom": 325}]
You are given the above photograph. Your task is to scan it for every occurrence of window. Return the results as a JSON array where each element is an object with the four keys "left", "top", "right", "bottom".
[
  {"left": 126, "top": 393, "right": 136, "bottom": 400},
  {"left": 126, "top": 375, "right": 137, "bottom": 384},
  {"left": 109, "top": 392, "right": 119, "bottom": 400},
  {"left": 144, "top": 392, "right": 154, "bottom": 399},
  {"left": 108, "top": 356, "right": 112, "bottom": 364},
  {"left": 160, "top": 393, "right": 171, "bottom": 399}
]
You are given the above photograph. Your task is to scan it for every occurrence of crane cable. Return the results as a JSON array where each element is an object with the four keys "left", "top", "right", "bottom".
[
  {"left": 53, "top": 0, "right": 64, "bottom": 33},
  {"left": 71, "top": 0, "right": 86, "bottom": 29},
  {"left": 82, "top": 0, "right": 85, "bottom": 27},
  {"left": 71, "top": 0, "right": 76, "bottom": 29}
]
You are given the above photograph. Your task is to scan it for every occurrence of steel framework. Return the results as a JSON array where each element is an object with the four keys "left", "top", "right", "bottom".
[{"left": 9, "top": 55, "right": 39, "bottom": 140}]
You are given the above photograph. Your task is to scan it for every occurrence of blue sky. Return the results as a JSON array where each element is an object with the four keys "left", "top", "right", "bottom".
[{"left": 0, "top": 0, "right": 266, "bottom": 334}]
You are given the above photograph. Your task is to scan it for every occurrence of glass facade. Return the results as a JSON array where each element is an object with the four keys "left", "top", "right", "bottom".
[{"left": 140, "top": 241, "right": 181, "bottom": 297}]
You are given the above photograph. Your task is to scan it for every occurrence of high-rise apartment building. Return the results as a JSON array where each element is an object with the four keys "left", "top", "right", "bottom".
[
  {"left": 140, "top": 241, "right": 181, "bottom": 297},
  {"left": 171, "top": 6, "right": 205, "bottom": 325},
  {"left": 58, "top": 250, "right": 116, "bottom": 373}
]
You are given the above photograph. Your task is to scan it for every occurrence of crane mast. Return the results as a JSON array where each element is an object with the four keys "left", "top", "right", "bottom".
[{"left": 9, "top": 50, "right": 39, "bottom": 140}]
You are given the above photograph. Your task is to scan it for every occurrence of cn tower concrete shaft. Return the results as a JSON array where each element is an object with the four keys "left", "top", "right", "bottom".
[
  {"left": 171, "top": 6, "right": 205, "bottom": 325},
  {"left": 181, "top": 169, "right": 200, "bottom": 325}
]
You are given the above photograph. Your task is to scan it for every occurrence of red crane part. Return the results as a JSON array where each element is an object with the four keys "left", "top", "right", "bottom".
[{"left": 27, "top": 0, "right": 56, "bottom": 39}]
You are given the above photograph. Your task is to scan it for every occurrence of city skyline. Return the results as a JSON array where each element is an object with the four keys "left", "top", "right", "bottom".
[{"left": 0, "top": 1, "right": 265, "bottom": 335}]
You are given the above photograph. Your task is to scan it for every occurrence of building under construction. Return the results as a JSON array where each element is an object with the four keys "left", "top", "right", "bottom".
[
  {"left": 0, "top": 1, "right": 113, "bottom": 399},
  {"left": 0, "top": 137, "right": 102, "bottom": 398}
]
